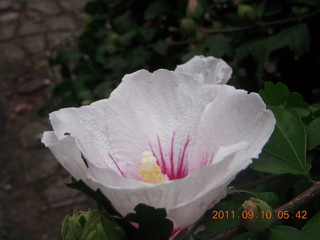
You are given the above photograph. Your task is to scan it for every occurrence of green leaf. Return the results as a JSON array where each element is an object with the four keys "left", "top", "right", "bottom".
[
  {"left": 227, "top": 189, "right": 279, "bottom": 204},
  {"left": 260, "top": 82, "right": 308, "bottom": 109},
  {"left": 235, "top": 41, "right": 255, "bottom": 63},
  {"left": 113, "top": 11, "right": 136, "bottom": 33},
  {"left": 285, "top": 93, "right": 310, "bottom": 116},
  {"left": 262, "top": 2, "right": 282, "bottom": 17},
  {"left": 310, "top": 103, "right": 320, "bottom": 114},
  {"left": 138, "top": 27, "right": 156, "bottom": 43},
  {"left": 124, "top": 47, "right": 151, "bottom": 69},
  {"left": 231, "top": 232, "right": 262, "bottom": 240},
  {"left": 303, "top": 103, "right": 320, "bottom": 125},
  {"left": 252, "top": 1, "right": 266, "bottom": 19},
  {"left": 77, "top": 89, "right": 94, "bottom": 102},
  {"left": 205, "top": 34, "right": 233, "bottom": 58},
  {"left": 181, "top": 46, "right": 205, "bottom": 62},
  {"left": 268, "top": 225, "right": 311, "bottom": 240},
  {"left": 251, "top": 106, "right": 310, "bottom": 175},
  {"left": 153, "top": 40, "right": 169, "bottom": 56},
  {"left": 301, "top": 211, "right": 320, "bottom": 240},
  {"left": 306, "top": 117, "right": 320, "bottom": 150},
  {"left": 62, "top": 210, "right": 127, "bottom": 240},
  {"left": 259, "top": 82, "right": 290, "bottom": 106},
  {"left": 254, "top": 192, "right": 279, "bottom": 203},
  {"left": 62, "top": 210, "right": 89, "bottom": 240},
  {"left": 145, "top": 0, "right": 171, "bottom": 19},
  {"left": 250, "top": 24, "right": 310, "bottom": 81},
  {"left": 259, "top": 82, "right": 309, "bottom": 116},
  {"left": 125, "top": 203, "right": 173, "bottom": 240},
  {"left": 81, "top": 211, "right": 126, "bottom": 240},
  {"left": 61, "top": 215, "right": 70, "bottom": 239}
]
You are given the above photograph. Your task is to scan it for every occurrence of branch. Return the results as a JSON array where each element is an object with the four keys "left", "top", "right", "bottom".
[
  {"left": 205, "top": 226, "right": 246, "bottom": 240},
  {"left": 274, "top": 181, "right": 320, "bottom": 214},
  {"left": 205, "top": 181, "right": 320, "bottom": 240},
  {"left": 200, "top": 9, "right": 320, "bottom": 34},
  {"left": 232, "top": 174, "right": 283, "bottom": 190}
]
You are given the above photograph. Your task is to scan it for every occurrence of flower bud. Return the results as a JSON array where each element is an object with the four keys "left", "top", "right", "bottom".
[
  {"left": 239, "top": 197, "right": 273, "bottom": 233},
  {"left": 180, "top": 18, "right": 197, "bottom": 35},
  {"left": 106, "top": 43, "right": 117, "bottom": 54},
  {"left": 292, "top": 6, "right": 310, "bottom": 15},
  {"left": 110, "top": 33, "right": 120, "bottom": 44},
  {"left": 237, "top": 4, "right": 256, "bottom": 21},
  {"left": 194, "top": 30, "right": 205, "bottom": 42},
  {"left": 186, "top": 0, "right": 204, "bottom": 20}
]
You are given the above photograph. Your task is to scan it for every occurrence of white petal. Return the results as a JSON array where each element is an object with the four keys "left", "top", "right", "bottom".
[
  {"left": 48, "top": 102, "right": 127, "bottom": 176},
  {"left": 86, "top": 142, "right": 247, "bottom": 229},
  {"left": 188, "top": 85, "right": 275, "bottom": 172},
  {"left": 41, "top": 131, "right": 87, "bottom": 181},
  {"left": 174, "top": 55, "right": 232, "bottom": 84},
  {"left": 104, "top": 69, "right": 217, "bottom": 179}
]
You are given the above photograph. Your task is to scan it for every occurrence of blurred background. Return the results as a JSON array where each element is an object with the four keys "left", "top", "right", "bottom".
[{"left": 0, "top": 0, "right": 319, "bottom": 239}]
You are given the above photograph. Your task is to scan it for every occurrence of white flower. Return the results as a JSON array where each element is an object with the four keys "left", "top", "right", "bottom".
[{"left": 42, "top": 56, "right": 275, "bottom": 234}]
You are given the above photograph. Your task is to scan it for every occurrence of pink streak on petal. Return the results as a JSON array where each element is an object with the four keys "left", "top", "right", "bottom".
[
  {"left": 176, "top": 136, "right": 190, "bottom": 179},
  {"left": 157, "top": 135, "right": 168, "bottom": 175},
  {"left": 200, "top": 153, "right": 207, "bottom": 169},
  {"left": 169, "top": 131, "right": 176, "bottom": 178},
  {"left": 149, "top": 133, "right": 193, "bottom": 180},
  {"left": 108, "top": 153, "right": 125, "bottom": 177}
]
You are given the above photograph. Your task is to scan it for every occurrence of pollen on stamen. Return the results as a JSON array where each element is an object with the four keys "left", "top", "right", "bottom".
[{"left": 138, "top": 151, "right": 165, "bottom": 184}]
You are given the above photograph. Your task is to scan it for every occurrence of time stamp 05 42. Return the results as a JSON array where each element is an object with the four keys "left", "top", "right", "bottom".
[{"left": 212, "top": 210, "right": 308, "bottom": 220}]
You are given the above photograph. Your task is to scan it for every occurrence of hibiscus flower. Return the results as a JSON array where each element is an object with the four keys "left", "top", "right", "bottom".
[{"left": 42, "top": 55, "right": 275, "bottom": 235}]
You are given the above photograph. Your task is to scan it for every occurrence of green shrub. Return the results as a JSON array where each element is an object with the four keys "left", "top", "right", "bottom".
[{"left": 45, "top": 0, "right": 320, "bottom": 112}]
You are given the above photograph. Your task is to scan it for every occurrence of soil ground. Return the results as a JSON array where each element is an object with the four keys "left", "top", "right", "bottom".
[{"left": 0, "top": 1, "right": 94, "bottom": 239}]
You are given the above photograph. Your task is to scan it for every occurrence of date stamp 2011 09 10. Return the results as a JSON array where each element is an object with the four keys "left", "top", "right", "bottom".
[{"left": 212, "top": 210, "right": 308, "bottom": 220}]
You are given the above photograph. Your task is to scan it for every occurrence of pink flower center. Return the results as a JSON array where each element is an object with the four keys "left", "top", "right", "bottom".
[{"left": 149, "top": 132, "right": 191, "bottom": 180}]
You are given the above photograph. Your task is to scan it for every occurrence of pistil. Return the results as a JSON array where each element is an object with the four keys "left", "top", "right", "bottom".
[{"left": 138, "top": 151, "right": 165, "bottom": 184}]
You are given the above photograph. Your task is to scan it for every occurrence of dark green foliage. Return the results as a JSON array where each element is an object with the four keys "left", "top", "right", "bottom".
[
  {"left": 301, "top": 211, "right": 320, "bottom": 240},
  {"left": 268, "top": 225, "right": 311, "bottom": 240},
  {"left": 61, "top": 210, "right": 127, "bottom": 240},
  {"left": 251, "top": 82, "right": 320, "bottom": 177},
  {"left": 125, "top": 204, "right": 173, "bottom": 240},
  {"left": 44, "top": 0, "right": 320, "bottom": 112}
]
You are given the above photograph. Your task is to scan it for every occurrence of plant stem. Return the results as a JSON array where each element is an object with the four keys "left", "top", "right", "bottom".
[
  {"left": 227, "top": 188, "right": 259, "bottom": 198},
  {"left": 200, "top": 9, "right": 320, "bottom": 34},
  {"left": 205, "top": 181, "right": 320, "bottom": 240},
  {"left": 274, "top": 181, "right": 320, "bottom": 214}
]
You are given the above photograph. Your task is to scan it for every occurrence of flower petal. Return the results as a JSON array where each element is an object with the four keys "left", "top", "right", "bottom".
[
  {"left": 86, "top": 142, "right": 248, "bottom": 229},
  {"left": 174, "top": 55, "right": 232, "bottom": 85},
  {"left": 103, "top": 69, "right": 218, "bottom": 179},
  {"left": 48, "top": 103, "right": 129, "bottom": 176},
  {"left": 41, "top": 131, "right": 87, "bottom": 181},
  {"left": 188, "top": 85, "right": 275, "bottom": 172}
]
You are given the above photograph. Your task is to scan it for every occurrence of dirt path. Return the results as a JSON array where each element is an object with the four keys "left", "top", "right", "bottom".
[{"left": 0, "top": 1, "right": 94, "bottom": 239}]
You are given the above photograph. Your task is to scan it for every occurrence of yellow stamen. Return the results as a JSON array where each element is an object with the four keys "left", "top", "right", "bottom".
[{"left": 138, "top": 151, "right": 165, "bottom": 184}]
